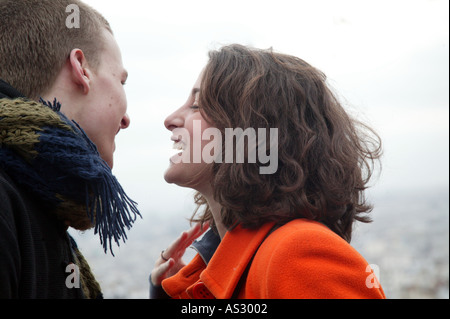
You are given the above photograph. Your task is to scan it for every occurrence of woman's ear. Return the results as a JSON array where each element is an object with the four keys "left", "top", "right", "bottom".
[{"left": 69, "top": 48, "right": 91, "bottom": 95}]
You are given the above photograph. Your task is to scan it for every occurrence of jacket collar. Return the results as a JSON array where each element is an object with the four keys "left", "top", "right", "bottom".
[
  {"left": 199, "top": 222, "right": 275, "bottom": 299},
  {"left": 0, "top": 79, "right": 24, "bottom": 99},
  {"left": 191, "top": 229, "right": 221, "bottom": 265}
]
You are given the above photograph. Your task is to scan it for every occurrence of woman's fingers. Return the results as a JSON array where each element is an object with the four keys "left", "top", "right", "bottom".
[
  {"left": 190, "top": 221, "right": 210, "bottom": 238},
  {"left": 163, "top": 232, "right": 189, "bottom": 261},
  {"left": 151, "top": 222, "right": 211, "bottom": 286},
  {"left": 151, "top": 258, "right": 174, "bottom": 286},
  {"left": 162, "top": 222, "right": 209, "bottom": 262}
]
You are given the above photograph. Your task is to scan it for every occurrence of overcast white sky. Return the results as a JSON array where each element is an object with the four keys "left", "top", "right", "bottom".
[{"left": 84, "top": 0, "right": 449, "bottom": 218}]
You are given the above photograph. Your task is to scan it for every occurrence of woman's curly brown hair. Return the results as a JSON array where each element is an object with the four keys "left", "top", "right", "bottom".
[{"left": 192, "top": 44, "right": 382, "bottom": 243}]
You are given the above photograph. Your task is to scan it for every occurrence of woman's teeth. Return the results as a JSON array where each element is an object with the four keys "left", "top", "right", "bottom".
[
  {"left": 169, "top": 141, "right": 184, "bottom": 158},
  {"left": 173, "top": 141, "right": 184, "bottom": 151}
]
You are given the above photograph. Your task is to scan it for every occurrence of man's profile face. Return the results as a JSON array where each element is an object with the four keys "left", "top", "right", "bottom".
[{"left": 73, "top": 29, "right": 130, "bottom": 168}]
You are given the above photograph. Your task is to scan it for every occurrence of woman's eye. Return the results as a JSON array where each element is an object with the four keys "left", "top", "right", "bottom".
[{"left": 190, "top": 105, "right": 199, "bottom": 109}]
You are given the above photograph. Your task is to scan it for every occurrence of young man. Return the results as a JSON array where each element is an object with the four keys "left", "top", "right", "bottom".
[{"left": 0, "top": 0, "right": 140, "bottom": 298}]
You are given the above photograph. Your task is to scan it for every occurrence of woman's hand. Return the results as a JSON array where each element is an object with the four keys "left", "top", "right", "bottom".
[{"left": 150, "top": 222, "right": 209, "bottom": 286}]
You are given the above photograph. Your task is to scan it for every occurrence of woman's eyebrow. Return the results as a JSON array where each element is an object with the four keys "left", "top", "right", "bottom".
[{"left": 192, "top": 88, "right": 200, "bottom": 96}]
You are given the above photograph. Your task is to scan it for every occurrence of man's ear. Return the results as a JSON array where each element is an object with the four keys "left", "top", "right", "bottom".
[{"left": 69, "top": 49, "right": 92, "bottom": 95}]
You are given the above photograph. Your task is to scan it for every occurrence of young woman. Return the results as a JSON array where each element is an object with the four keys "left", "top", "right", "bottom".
[{"left": 150, "top": 44, "right": 385, "bottom": 299}]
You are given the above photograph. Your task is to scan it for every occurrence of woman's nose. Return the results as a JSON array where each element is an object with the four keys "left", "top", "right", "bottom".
[{"left": 164, "top": 108, "right": 184, "bottom": 131}]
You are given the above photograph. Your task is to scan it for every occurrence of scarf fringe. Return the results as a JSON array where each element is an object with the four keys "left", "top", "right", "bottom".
[
  {"left": 40, "top": 98, "right": 141, "bottom": 255},
  {"left": 1, "top": 98, "right": 141, "bottom": 255}
]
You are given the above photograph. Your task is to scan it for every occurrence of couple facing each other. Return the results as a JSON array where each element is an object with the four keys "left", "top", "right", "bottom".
[{"left": 0, "top": 0, "right": 384, "bottom": 299}]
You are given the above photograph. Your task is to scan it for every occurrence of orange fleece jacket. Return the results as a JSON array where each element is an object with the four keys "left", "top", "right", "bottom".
[{"left": 162, "top": 219, "right": 385, "bottom": 299}]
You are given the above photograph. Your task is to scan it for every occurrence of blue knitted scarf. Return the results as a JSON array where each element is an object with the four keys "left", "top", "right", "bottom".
[{"left": 0, "top": 97, "right": 141, "bottom": 254}]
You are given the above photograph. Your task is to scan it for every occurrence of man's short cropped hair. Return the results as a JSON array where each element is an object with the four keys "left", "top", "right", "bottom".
[{"left": 0, "top": 0, "right": 112, "bottom": 99}]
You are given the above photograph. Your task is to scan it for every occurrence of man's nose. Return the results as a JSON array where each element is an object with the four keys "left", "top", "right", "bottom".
[{"left": 121, "top": 113, "right": 131, "bottom": 129}]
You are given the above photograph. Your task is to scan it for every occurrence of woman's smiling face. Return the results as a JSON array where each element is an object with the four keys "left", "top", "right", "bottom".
[{"left": 163, "top": 70, "right": 215, "bottom": 195}]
